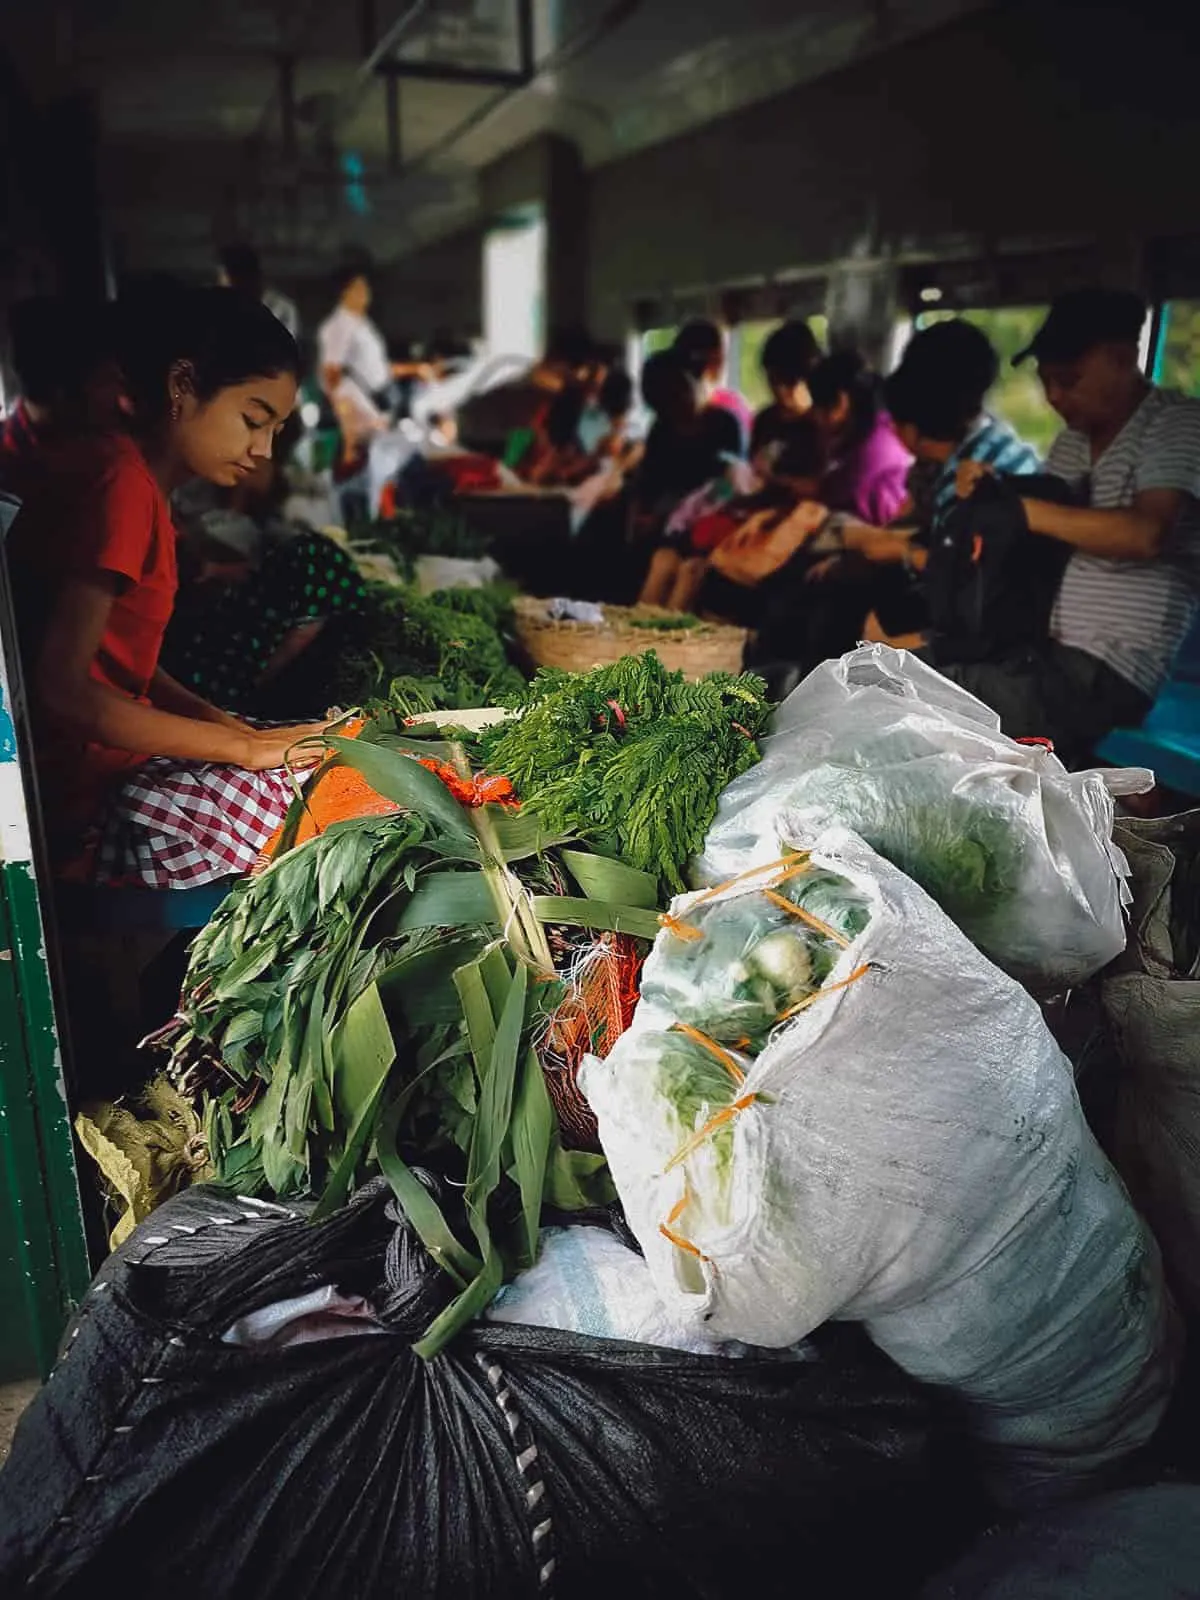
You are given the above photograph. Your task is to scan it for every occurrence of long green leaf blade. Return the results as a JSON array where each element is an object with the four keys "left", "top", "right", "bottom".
[
  {"left": 560, "top": 849, "right": 661, "bottom": 910},
  {"left": 529, "top": 894, "right": 662, "bottom": 942},
  {"left": 510, "top": 1047, "right": 553, "bottom": 1265}
]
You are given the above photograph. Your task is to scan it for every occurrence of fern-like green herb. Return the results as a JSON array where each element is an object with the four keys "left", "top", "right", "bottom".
[{"left": 476, "top": 652, "right": 770, "bottom": 890}]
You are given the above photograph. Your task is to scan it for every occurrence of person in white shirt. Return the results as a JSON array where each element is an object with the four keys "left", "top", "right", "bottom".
[
  {"left": 216, "top": 243, "right": 300, "bottom": 342},
  {"left": 317, "top": 268, "right": 434, "bottom": 458},
  {"left": 950, "top": 288, "right": 1200, "bottom": 765}
]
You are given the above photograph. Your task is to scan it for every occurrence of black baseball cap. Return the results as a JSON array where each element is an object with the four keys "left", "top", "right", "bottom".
[{"left": 1013, "top": 288, "right": 1147, "bottom": 367}]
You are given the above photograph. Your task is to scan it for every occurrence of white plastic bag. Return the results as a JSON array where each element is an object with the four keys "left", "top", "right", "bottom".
[
  {"left": 582, "top": 828, "right": 1178, "bottom": 1506},
  {"left": 694, "top": 644, "right": 1151, "bottom": 991},
  {"left": 485, "top": 1225, "right": 799, "bottom": 1357}
]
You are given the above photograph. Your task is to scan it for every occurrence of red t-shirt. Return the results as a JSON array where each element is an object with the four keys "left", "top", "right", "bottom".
[{"left": 7, "top": 432, "right": 179, "bottom": 843}]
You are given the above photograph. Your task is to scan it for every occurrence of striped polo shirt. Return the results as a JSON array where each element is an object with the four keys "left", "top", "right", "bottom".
[
  {"left": 1046, "top": 387, "right": 1200, "bottom": 698},
  {"left": 904, "top": 415, "right": 1042, "bottom": 538}
]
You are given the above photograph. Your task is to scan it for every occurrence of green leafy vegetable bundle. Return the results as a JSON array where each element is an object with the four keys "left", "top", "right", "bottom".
[
  {"left": 351, "top": 506, "right": 492, "bottom": 566},
  {"left": 476, "top": 653, "right": 772, "bottom": 893},
  {"left": 161, "top": 727, "right": 660, "bottom": 1356},
  {"left": 328, "top": 581, "right": 525, "bottom": 713}
]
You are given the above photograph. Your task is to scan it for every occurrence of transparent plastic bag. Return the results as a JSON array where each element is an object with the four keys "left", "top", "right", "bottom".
[
  {"left": 636, "top": 858, "right": 870, "bottom": 1052},
  {"left": 695, "top": 644, "right": 1152, "bottom": 991}
]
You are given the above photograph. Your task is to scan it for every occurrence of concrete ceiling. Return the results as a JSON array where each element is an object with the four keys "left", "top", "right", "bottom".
[{"left": 8, "top": 0, "right": 993, "bottom": 273}]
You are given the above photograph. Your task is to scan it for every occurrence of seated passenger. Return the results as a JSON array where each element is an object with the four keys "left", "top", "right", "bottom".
[
  {"left": 1, "top": 296, "right": 121, "bottom": 484},
  {"left": 6, "top": 286, "right": 329, "bottom": 882},
  {"left": 635, "top": 350, "right": 743, "bottom": 606},
  {"left": 750, "top": 319, "right": 823, "bottom": 471},
  {"left": 673, "top": 319, "right": 754, "bottom": 451},
  {"left": 942, "top": 289, "right": 1200, "bottom": 764},
  {"left": 808, "top": 350, "right": 912, "bottom": 525},
  {"left": 753, "top": 321, "right": 1038, "bottom": 673}
]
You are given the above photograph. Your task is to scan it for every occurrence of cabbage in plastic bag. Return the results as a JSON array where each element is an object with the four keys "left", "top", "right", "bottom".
[{"left": 643, "top": 868, "right": 871, "bottom": 1054}]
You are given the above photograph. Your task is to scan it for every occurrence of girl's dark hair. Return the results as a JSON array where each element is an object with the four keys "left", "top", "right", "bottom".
[
  {"left": 808, "top": 350, "right": 882, "bottom": 447},
  {"left": 598, "top": 368, "right": 633, "bottom": 419},
  {"left": 641, "top": 349, "right": 692, "bottom": 415},
  {"left": 115, "top": 285, "right": 300, "bottom": 423},
  {"left": 672, "top": 319, "right": 723, "bottom": 379},
  {"left": 884, "top": 320, "right": 998, "bottom": 443},
  {"left": 761, "top": 320, "right": 822, "bottom": 387}
]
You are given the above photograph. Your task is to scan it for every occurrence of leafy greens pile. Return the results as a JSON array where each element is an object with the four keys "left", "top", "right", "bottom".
[
  {"left": 163, "top": 724, "right": 662, "bottom": 1356},
  {"left": 328, "top": 582, "right": 525, "bottom": 713},
  {"left": 476, "top": 653, "right": 772, "bottom": 893}
]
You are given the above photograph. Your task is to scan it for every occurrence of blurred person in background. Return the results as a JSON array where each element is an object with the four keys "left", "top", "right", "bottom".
[
  {"left": 217, "top": 242, "right": 301, "bottom": 341},
  {"left": 317, "top": 267, "right": 434, "bottom": 462},
  {"left": 673, "top": 319, "right": 754, "bottom": 452},
  {"left": 808, "top": 350, "right": 912, "bottom": 526},
  {"left": 750, "top": 319, "right": 824, "bottom": 471},
  {"left": 1, "top": 296, "right": 122, "bottom": 483}
]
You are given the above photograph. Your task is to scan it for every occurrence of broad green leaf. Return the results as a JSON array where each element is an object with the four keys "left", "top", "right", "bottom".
[
  {"left": 560, "top": 849, "right": 661, "bottom": 911},
  {"left": 490, "top": 811, "right": 573, "bottom": 862},
  {"left": 327, "top": 736, "right": 477, "bottom": 847},
  {"left": 310, "top": 1079, "right": 386, "bottom": 1221},
  {"left": 529, "top": 894, "right": 662, "bottom": 942},
  {"left": 466, "top": 960, "right": 527, "bottom": 1207},
  {"left": 453, "top": 964, "right": 494, "bottom": 1082},
  {"left": 412, "top": 1234, "right": 504, "bottom": 1360},
  {"left": 331, "top": 981, "right": 396, "bottom": 1125},
  {"left": 510, "top": 1047, "right": 553, "bottom": 1266},
  {"left": 212, "top": 934, "right": 283, "bottom": 1001},
  {"left": 544, "top": 1141, "right": 617, "bottom": 1210},
  {"left": 376, "top": 1091, "right": 480, "bottom": 1287},
  {"left": 395, "top": 871, "right": 496, "bottom": 931},
  {"left": 376, "top": 933, "right": 488, "bottom": 1028}
]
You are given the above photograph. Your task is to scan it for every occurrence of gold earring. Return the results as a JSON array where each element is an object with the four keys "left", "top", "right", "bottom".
[{"left": 170, "top": 394, "right": 182, "bottom": 422}]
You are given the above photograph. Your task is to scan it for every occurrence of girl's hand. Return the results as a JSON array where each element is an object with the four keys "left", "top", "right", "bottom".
[{"left": 239, "top": 722, "right": 332, "bottom": 771}]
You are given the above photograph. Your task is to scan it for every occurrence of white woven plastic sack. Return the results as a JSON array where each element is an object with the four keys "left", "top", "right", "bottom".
[
  {"left": 694, "top": 644, "right": 1151, "bottom": 991},
  {"left": 582, "top": 828, "right": 1178, "bottom": 1507}
]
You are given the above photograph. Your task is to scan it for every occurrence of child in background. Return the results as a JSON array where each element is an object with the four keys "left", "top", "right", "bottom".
[{"left": 673, "top": 319, "right": 755, "bottom": 451}]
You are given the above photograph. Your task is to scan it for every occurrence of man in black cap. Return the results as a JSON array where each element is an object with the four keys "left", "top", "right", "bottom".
[{"left": 950, "top": 287, "right": 1200, "bottom": 764}]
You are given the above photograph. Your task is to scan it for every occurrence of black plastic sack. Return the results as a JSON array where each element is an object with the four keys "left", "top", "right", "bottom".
[{"left": 1, "top": 1184, "right": 950, "bottom": 1600}]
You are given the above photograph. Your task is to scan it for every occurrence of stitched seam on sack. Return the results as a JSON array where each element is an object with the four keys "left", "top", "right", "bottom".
[{"left": 474, "top": 1350, "right": 557, "bottom": 1594}]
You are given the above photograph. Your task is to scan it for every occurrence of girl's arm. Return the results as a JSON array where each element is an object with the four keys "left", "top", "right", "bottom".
[{"left": 39, "top": 577, "right": 326, "bottom": 770}]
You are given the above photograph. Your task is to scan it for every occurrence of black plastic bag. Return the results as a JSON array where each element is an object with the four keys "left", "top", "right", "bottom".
[{"left": 1, "top": 1184, "right": 950, "bottom": 1599}]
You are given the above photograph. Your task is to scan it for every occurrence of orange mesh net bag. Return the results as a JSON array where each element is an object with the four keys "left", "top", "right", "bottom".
[{"left": 539, "top": 933, "right": 644, "bottom": 1152}]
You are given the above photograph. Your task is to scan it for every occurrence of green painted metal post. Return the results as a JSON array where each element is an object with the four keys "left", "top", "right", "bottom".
[{"left": 0, "top": 499, "right": 90, "bottom": 1379}]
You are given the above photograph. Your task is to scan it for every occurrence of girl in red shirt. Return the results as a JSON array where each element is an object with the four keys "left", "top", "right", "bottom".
[{"left": 9, "top": 287, "right": 330, "bottom": 877}]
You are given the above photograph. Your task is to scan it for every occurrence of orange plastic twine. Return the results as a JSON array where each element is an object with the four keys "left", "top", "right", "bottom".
[
  {"left": 664, "top": 1092, "right": 761, "bottom": 1174},
  {"left": 670, "top": 1023, "right": 746, "bottom": 1086},
  {"left": 416, "top": 757, "right": 521, "bottom": 811},
  {"left": 760, "top": 888, "right": 850, "bottom": 949},
  {"left": 777, "top": 963, "right": 873, "bottom": 1021},
  {"left": 658, "top": 1190, "right": 709, "bottom": 1262},
  {"left": 659, "top": 852, "right": 811, "bottom": 942}
]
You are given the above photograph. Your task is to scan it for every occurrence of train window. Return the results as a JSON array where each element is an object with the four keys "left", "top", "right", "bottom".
[
  {"left": 1153, "top": 301, "right": 1200, "bottom": 395},
  {"left": 641, "top": 325, "right": 679, "bottom": 359},
  {"left": 911, "top": 306, "right": 1061, "bottom": 459}
]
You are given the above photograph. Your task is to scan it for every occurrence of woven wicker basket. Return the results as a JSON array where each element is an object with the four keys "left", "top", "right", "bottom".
[{"left": 513, "top": 598, "right": 747, "bottom": 678}]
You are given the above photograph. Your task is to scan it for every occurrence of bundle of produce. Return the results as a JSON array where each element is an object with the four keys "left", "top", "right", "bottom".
[
  {"left": 639, "top": 856, "right": 871, "bottom": 1051},
  {"left": 696, "top": 643, "right": 1150, "bottom": 991},
  {"left": 328, "top": 580, "right": 525, "bottom": 713},
  {"left": 476, "top": 651, "right": 772, "bottom": 892},
  {"left": 350, "top": 505, "right": 492, "bottom": 571},
  {"left": 582, "top": 826, "right": 1179, "bottom": 1507}
]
